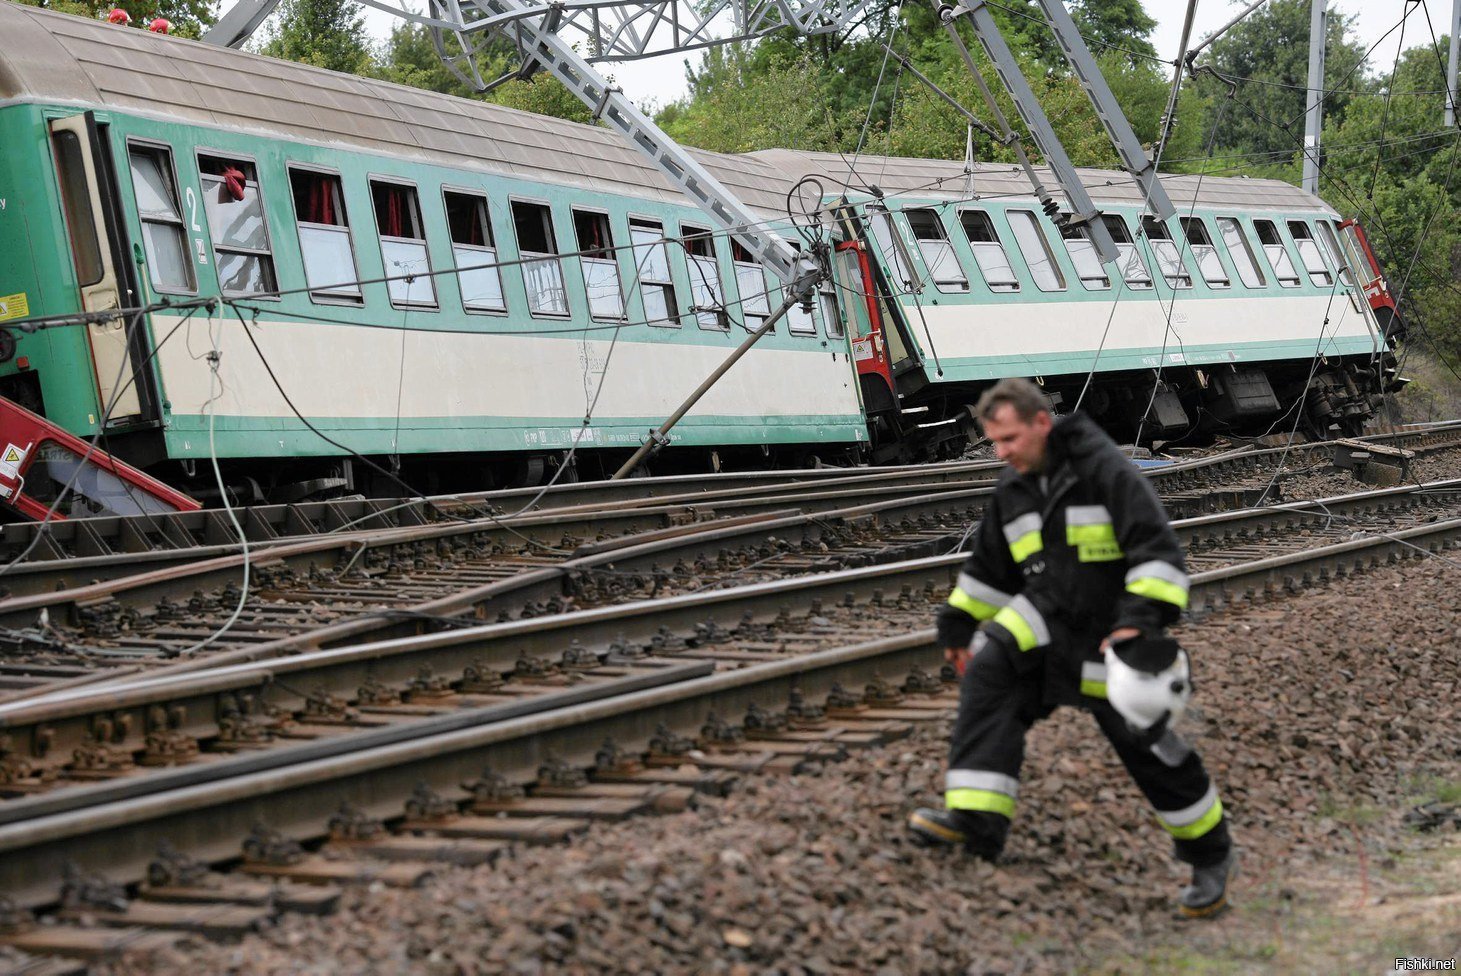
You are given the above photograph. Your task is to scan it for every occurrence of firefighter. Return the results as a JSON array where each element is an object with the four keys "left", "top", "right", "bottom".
[{"left": 907, "top": 377, "right": 1235, "bottom": 919}]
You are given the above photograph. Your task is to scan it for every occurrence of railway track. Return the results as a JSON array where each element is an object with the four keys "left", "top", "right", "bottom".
[
  {"left": 6, "top": 417, "right": 1453, "bottom": 576},
  {"left": 4, "top": 476, "right": 1461, "bottom": 801},
  {"left": 0, "top": 501, "right": 1456, "bottom": 964},
  {"left": 0, "top": 436, "right": 1418, "bottom": 698}
]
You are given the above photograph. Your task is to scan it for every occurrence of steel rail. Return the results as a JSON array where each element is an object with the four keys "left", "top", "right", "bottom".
[
  {"left": 3, "top": 510, "right": 1460, "bottom": 909},
  {"left": 0, "top": 629, "right": 944, "bottom": 909},
  {"left": 5, "top": 478, "right": 1461, "bottom": 805},
  {"left": 0, "top": 474, "right": 1001, "bottom": 599},
  {"left": 0, "top": 441, "right": 1271, "bottom": 622},
  {"left": 0, "top": 459, "right": 1009, "bottom": 564}
]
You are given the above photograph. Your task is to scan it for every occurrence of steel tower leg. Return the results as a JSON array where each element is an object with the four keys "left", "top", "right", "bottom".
[
  {"left": 1029, "top": 0, "right": 1175, "bottom": 219},
  {"left": 939, "top": 0, "right": 1120, "bottom": 264}
]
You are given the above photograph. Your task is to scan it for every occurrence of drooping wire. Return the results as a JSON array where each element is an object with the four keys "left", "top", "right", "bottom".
[{"left": 177, "top": 305, "right": 250, "bottom": 655}]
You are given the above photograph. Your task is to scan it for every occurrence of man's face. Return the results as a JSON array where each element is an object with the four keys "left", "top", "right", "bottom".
[{"left": 982, "top": 403, "right": 1053, "bottom": 475}]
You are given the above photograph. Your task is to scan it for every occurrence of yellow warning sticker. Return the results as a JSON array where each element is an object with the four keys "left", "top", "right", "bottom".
[
  {"left": 0, "top": 442, "right": 26, "bottom": 481},
  {"left": 0, "top": 293, "right": 28, "bottom": 322}
]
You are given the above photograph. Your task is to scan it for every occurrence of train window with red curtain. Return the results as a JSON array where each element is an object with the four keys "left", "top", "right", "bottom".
[
  {"left": 574, "top": 210, "right": 623, "bottom": 321},
  {"left": 288, "top": 167, "right": 360, "bottom": 302},
  {"left": 444, "top": 189, "right": 504, "bottom": 312},
  {"left": 198, "top": 154, "right": 277, "bottom": 298},
  {"left": 680, "top": 224, "right": 725, "bottom": 331},
  {"left": 370, "top": 180, "right": 436, "bottom": 308},
  {"left": 512, "top": 201, "right": 568, "bottom": 316}
]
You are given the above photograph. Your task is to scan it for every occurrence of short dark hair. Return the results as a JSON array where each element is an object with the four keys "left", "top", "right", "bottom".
[{"left": 974, "top": 377, "right": 1051, "bottom": 424}]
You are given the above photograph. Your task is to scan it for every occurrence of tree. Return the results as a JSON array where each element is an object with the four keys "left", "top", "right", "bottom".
[
  {"left": 259, "top": 0, "right": 373, "bottom": 76},
  {"left": 1193, "top": 0, "right": 1368, "bottom": 163},
  {"left": 10, "top": 0, "right": 215, "bottom": 38},
  {"left": 658, "top": 44, "right": 857, "bottom": 153}
]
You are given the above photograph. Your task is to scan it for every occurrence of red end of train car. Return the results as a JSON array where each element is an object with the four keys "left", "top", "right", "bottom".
[{"left": 0, "top": 396, "right": 199, "bottom": 521}]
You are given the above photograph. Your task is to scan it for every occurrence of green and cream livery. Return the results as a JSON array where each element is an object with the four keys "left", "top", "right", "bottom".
[{"left": 0, "top": 3, "right": 1398, "bottom": 496}]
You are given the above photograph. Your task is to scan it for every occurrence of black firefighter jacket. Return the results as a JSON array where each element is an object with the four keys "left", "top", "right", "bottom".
[{"left": 935, "top": 412, "right": 1190, "bottom": 706}]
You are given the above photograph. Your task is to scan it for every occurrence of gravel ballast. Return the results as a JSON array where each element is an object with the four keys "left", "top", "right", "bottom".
[{"left": 96, "top": 545, "right": 1460, "bottom": 975}]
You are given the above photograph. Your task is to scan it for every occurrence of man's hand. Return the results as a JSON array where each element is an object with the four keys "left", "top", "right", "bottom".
[
  {"left": 1100, "top": 626, "right": 1142, "bottom": 653},
  {"left": 945, "top": 645, "right": 971, "bottom": 676}
]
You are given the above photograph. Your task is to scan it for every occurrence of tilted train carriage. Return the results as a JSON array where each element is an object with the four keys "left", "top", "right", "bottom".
[{"left": 0, "top": 2, "right": 1401, "bottom": 506}]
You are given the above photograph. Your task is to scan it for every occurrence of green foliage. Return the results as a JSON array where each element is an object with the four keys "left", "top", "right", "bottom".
[
  {"left": 9, "top": 0, "right": 215, "bottom": 37},
  {"left": 659, "top": 44, "right": 858, "bottom": 153},
  {"left": 1192, "top": 0, "right": 1369, "bottom": 163},
  {"left": 258, "top": 0, "right": 373, "bottom": 75}
]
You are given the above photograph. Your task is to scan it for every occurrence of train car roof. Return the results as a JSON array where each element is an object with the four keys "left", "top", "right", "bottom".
[
  {"left": 0, "top": 3, "right": 798, "bottom": 218},
  {"left": 0, "top": 3, "right": 1336, "bottom": 221},
  {"left": 750, "top": 149, "right": 1336, "bottom": 214}
]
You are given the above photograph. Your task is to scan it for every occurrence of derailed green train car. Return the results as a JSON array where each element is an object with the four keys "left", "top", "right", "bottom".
[{"left": 0, "top": 3, "right": 867, "bottom": 499}]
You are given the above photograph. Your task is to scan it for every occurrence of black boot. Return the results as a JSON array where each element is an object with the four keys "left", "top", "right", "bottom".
[
  {"left": 907, "top": 808, "right": 1004, "bottom": 861},
  {"left": 1178, "top": 850, "right": 1237, "bottom": 919}
]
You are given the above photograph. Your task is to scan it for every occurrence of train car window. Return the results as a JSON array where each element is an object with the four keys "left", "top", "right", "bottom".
[
  {"left": 680, "top": 225, "right": 726, "bottom": 331},
  {"left": 1102, "top": 215, "right": 1152, "bottom": 290},
  {"left": 1217, "top": 218, "right": 1266, "bottom": 289},
  {"left": 1139, "top": 217, "right": 1191, "bottom": 289},
  {"left": 820, "top": 273, "right": 843, "bottom": 339},
  {"left": 731, "top": 239, "right": 771, "bottom": 332},
  {"left": 867, "top": 206, "right": 916, "bottom": 290},
  {"left": 288, "top": 168, "right": 361, "bottom": 302},
  {"left": 443, "top": 189, "right": 505, "bottom": 312},
  {"left": 783, "top": 241, "right": 829, "bottom": 338},
  {"left": 904, "top": 209, "right": 968, "bottom": 294},
  {"left": 512, "top": 201, "right": 569, "bottom": 316},
  {"left": 1253, "top": 220, "right": 1300, "bottom": 287},
  {"left": 574, "top": 210, "right": 624, "bottom": 321},
  {"left": 1314, "top": 221, "right": 1353, "bottom": 286},
  {"left": 370, "top": 180, "right": 437, "bottom": 308},
  {"left": 1286, "top": 220, "right": 1333, "bottom": 286},
  {"left": 1180, "top": 218, "right": 1230, "bottom": 288},
  {"left": 198, "top": 155, "right": 277, "bottom": 298},
  {"left": 629, "top": 217, "right": 677, "bottom": 326},
  {"left": 957, "top": 211, "right": 1018, "bottom": 292},
  {"left": 127, "top": 144, "right": 194, "bottom": 293},
  {"left": 1006, "top": 210, "right": 1065, "bottom": 291},
  {"left": 1058, "top": 221, "right": 1111, "bottom": 290},
  {"left": 51, "top": 131, "right": 104, "bottom": 287}
]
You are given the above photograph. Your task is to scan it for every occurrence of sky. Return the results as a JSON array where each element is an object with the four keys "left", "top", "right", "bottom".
[{"left": 361, "top": 1, "right": 1451, "bottom": 111}]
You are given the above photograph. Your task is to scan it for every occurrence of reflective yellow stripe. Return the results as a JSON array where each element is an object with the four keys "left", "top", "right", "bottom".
[
  {"left": 1163, "top": 798, "right": 1224, "bottom": 840},
  {"left": 1080, "top": 679, "right": 1108, "bottom": 699},
  {"left": 992, "top": 604, "right": 1038, "bottom": 651},
  {"left": 1067, "top": 523, "right": 1124, "bottom": 562},
  {"left": 1066, "top": 523, "right": 1116, "bottom": 545},
  {"left": 948, "top": 588, "right": 1000, "bottom": 621},
  {"left": 946, "top": 788, "right": 1016, "bottom": 818},
  {"left": 1126, "top": 576, "right": 1190, "bottom": 609},
  {"left": 1008, "top": 531, "right": 1043, "bottom": 563}
]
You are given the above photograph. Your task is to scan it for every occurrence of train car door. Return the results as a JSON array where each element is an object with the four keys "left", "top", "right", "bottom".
[
  {"left": 48, "top": 112, "right": 153, "bottom": 426},
  {"left": 835, "top": 241, "right": 898, "bottom": 415}
]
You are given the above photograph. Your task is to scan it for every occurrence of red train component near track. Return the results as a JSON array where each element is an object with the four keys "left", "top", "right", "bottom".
[{"left": 0, "top": 396, "right": 198, "bottom": 521}]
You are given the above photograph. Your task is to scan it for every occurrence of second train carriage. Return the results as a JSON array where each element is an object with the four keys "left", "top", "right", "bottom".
[
  {"left": 0, "top": 3, "right": 1402, "bottom": 505},
  {"left": 757, "top": 150, "right": 1399, "bottom": 457}
]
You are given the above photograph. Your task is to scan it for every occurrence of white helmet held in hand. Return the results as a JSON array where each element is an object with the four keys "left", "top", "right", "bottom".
[{"left": 1104, "top": 636, "right": 1192, "bottom": 731}]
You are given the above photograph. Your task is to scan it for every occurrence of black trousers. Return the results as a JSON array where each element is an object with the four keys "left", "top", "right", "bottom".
[{"left": 944, "top": 634, "right": 1232, "bottom": 867}]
